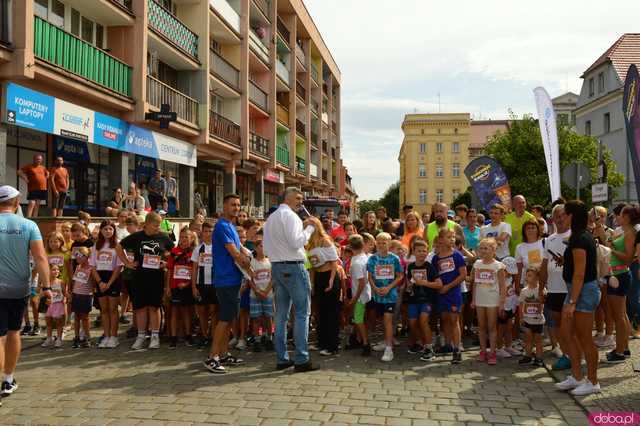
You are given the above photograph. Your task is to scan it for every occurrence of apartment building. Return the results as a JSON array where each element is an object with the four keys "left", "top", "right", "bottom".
[{"left": 0, "top": 0, "right": 343, "bottom": 218}]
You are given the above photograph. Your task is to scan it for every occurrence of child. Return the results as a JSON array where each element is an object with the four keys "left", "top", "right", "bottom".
[
  {"left": 248, "top": 236, "right": 274, "bottom": 352},
  {"left": 22, "top": 258, "right": 40, "bottom": 336},
  {"left": 121, "top": 217, "right": 140, "bottom": 339},
  {"left": 518, "top": 267, "right": 546, "bottom": 366},
  {"left": 166, "top": 228, "right": 197, "bottom": 348},
  {"left": 347, "top": 235, "right": 372, "bottom": 356},
  {"left": 89, "top": 221, "right": 123, "bottom": 349},
  {"left": 191, "top": 221, "right": 217, "bottom": 349},
  {"left": 496, "top": 257, "right": 521, "bottom": 358},
  {"left": 432, "top": 229, "right": 467, "bottom": 364},
  {"left": 41, "top": 264, "right": 66, "bottom": 348},
  {"left": 469, "top": 238, "right": 506, "bottom": 365},
  {"left": 233, "top": 225, "right": 253, "bottom": 350},
  {"left": 389, "top": 240, "right": 409, "bottom": 340},
  {"left": 406, "top": 240, "right": 442, "bottom": 361},
  {"left": 70, "top": 247, "right": 93, "bottom": 348},
  {"left": 480, "top": 204, "right": 512, "bottom": 261},
  {"left": 367, "top": 232, "right": 404, "bottom": 362},
  {"left": 361, "top": 232, "right": 376, "bottom": 255},
  {"left": 46, "top": 231, "right": 71, "bottom": 330},
  {"left": 456, "top": 236, "right": 476, "bottom": 344},
  {"left": 60, "top": 221, "right": 73, "bottom": 251}
]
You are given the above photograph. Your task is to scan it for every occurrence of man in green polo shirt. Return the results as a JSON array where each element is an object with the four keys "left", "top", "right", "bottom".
[
  {"left": 504, "top": 195, "right": 535, "bottom": 256},
  {"left": 425, "top": 202, "right": 464, "bottom": 251}
]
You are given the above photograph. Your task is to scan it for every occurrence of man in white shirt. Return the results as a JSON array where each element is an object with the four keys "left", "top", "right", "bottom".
[{"left": 263, "top": 187, "right": 321, "bottom": 372}]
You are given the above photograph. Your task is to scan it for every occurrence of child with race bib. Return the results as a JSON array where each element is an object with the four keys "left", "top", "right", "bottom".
[
  {"left": 70, "top": 247, "right": 93, "bottom": 348},
  {"left": 41, "top": 264, "right": 66, "bottom": 348},
  {"left": 166, "top": 228, "right": 197, "bottom": 349},
  {"left": 518, "top": 267, "right": 546, "bottom": 367}
]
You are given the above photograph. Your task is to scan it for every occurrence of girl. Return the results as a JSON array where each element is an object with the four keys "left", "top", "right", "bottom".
[
  {"left": 166, "top": 228, "right": 197, "bottom": 349},
  {"left": 90, "top": 220, "right": 123, "bottom": 348},
  {"left": 71, "top": 247, "right": 93, "bottom": 348},
  {"left": 401, "top": 212, "right": 423, "bottom": 250},
  {"left": 518, "top": 267, "right": 546, "bottom": 366},
  {"left": 469, "top": 238, "right": 505, "bottom": 365},
  {"left": 496, "top": 257, "right": 521, "bottom": 358},
  {"left": 42, "top": 264, "right": 66, "bottom": 348},
  {"left": 61, "top": 221, "right": 73, "bottom": 251},
  {"left": 46, "top": 232, "right": 71, "bottom": 329},
  {"left": 515, "top": 219, "right": 544, "bottom": 286}
]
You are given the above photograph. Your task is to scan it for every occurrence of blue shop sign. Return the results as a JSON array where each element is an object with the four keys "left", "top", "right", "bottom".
[
  {"left": 5, "top": 83, "right": 55, "bottom": 133},
  {"left": 94, "top": 112, "right": 127, "bottom": 150},
  {"left": 54, "top": 137, "right": 91, "bottom": 162}
]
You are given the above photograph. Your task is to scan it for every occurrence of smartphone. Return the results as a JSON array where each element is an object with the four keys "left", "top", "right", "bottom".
[{"left": 299, "top": 204, "right": 311, "bottom": 220}]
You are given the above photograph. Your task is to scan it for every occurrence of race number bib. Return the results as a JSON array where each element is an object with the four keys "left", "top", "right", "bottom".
[
  {"left": 527, "top": 250, "right": 542, "bottom": 266},
  {"left": 475, "top": 268, "right": 496, "bottom": 285},
  {"left": 375, "top": 264, "right": 394, "bottom": 280},
  {"left": 71, "top": 247, "right": 82, "bottom": 259},
  {"left": 255, "top": 269, "right": 271, "bottom": 282},
  {"left": 198, "top": 253, "right": 212, "bottom": 266},
  {"left": 96, "top": 251, "right": 114, "bottom": 271},
  {"left": 48, "top": 255, "right": 64, "bottom": 266},
  {"left": 524, "top": 303, "right": 542, "bottom": 315},
  {"left": 506, "top": 284, "right": 516, "bottom": 297},
  {"left": 173, "top": 265, "right": 191, "bottom": 280},
  {"left": 412, "top": 269, "right": 427, "bottom": 282},
  {"left": 51, "top": 287, "right": 63, "bottom": 303},
  {"left": 438, "top": 258, "right": 455, "bottom": 274},
  {"left": 143, "top": 255, "right": 161, "bottom": 270},
  {"left": 73, "top": 269, "right": 89, "bottom": 284}
]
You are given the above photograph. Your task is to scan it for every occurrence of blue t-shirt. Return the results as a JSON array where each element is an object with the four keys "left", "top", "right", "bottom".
[
  {"left": 463, "top": 226, "right": 480, "bottom": 251},
  {"left": 213, "top": 217, "right": 242, "bottom": 287},
  {"left": 367, "top": 252, "right": 403, "bottom": 304},
  {"left": 0, "top": 213, "right": 42, "bottom": 298},
  {"left": 432, "top": 250, "right": 466, "bottom": 297}
]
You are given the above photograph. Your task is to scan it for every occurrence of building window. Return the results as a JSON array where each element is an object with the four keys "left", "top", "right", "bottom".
[
  {"left": 436, "top": 164, "right": 443, "bottom": 178},
  {"left": 419, "top": 190, "right": 427, "bottom": 204},
  {"left": 452, "top": 163, "right": 460, "bottom": 177},
  {"left": 436, "top": 142, "right": 443, "bottom": 153},
  {"left": 598, "top": 72, "right": 605, "bottom": 93},
  {"left": 418, "top": 164, "right": 426, "bottom": 178},
  {"left": 453, "top": 142, "right": 459, "bottom": 153},
  {"left": 436, "top": 189, "right": 443, "bottom": 203},
  {"left": 585, "top": 120, "right": 591, "bottom": 136},
  {"left": 71, "top": 8, "right": 80, "bottom": 36},
  {"left": 419, "top": 143, "right": 426, "bottom": 153},
  {"left": 604, "top": 113, "right": 610, "bottom": 133},
  {"left": 34, "top": 0, "right": 49, "bottom": 20},
  {"left": 452, "top": 189, "right": 460, "bottom": 200},
  {"left": 421, "top": 129, "right": 424, "bottom": 135},
  {"left": 35, "top": 0, "right": 65, "bottom": 28},
  {"left": 589, "top": 78, "right": 594, "bottom": 97},
  {"left": 81, "top": 16, "right": 94, "bottom": 44}
]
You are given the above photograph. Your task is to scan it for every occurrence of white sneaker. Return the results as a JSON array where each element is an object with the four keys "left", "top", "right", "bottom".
[
  {"left": 496, "top": 347, "right": 512, "bottom": 358},
  {"left": 570, "top": 380, "right": 601, "bottom": 396},
  {"left": 555, "top": 375, "right": 585, "bottom": 391},
  {"left": 506, "top": 346, "right": 522, "bottom": 356},
  {"left": 54, "top": 337, "right": 63, "bottom": 348},
  {"left": 372, "top": 342, "right": 386, "bottom": 352},
  {"left": 148, "top": 335, "right": 160, "bottom": 349},
  {"left": 381, "top": 346, "right": 394, "bottom": 362},
  {"left": 131, "top": 336, "right": 146, "bottom": 350},
  {"left": 228, "top": 337, "right": 238, "bottom": 348},
  {"left": 596, "top": 335, "right": 615, "bottom": 348},
  {"left": 458, "top": 343, "right": 465, "bottom": 352},
  {"left": 319, "top": 349, "right": 335, "bottom": 356},
  {"left": 551, "top": 346, "right": 563, "bottom": 358},
  {"left": 107, "top": 337, "right": 119, "bottom": 348},
  {"left": 98, "top": 337, "right": 109, "bottom": 349},
  {"left": 41, "top": 337, "right": 54, "bottom": 348},
  {"left": 235, "top": 338, "right": 246, "bottom": 350}
]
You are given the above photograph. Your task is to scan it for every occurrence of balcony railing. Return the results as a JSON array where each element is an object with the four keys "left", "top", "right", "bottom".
[
  {"left": 210, "top": 49, "right": 240, "bottom": 90},
  {"left": 110, "top": 0, "right": 133, "bottom": 12},
  {"left": 249, "top": 29, "right": 269, "bottom": 63},
  {"left": 331, "top": 147, "right": 336, "bottom": 159},
  {"left": 148, "top": 0, "right": 198, "bottom": 59},
  {"left": 296, "top": 44, "right": 305, "bottom": 65},
  {"left": 311, "top": 98, "right": 319, "bottom": 115},
  {"left": 276, "top": 60, "right": 289, "bottom": 85},
  {"left": 276, "top": 103, "right": 289, "bottom": 125},
  {"left": 146, "top": 75, "right": 198, "bottom": 126},
  {"left": 249, "top": 80, "right": 268, "bottom": 112},
  {"left": 296, "top": 81, "right": 306, "bottom": 101},
  {"left": 277, "top": 18, "right": 290, "bottom": 44},
  {"left": 321, "top": 112, "right": 328, "bottom": 124},
  {"left": 310, "top": 162, "right": 318, "bottom": 177},
  {"left": 34, "top": 16, "right": 132, "bottom": 96},
  {"left": 296, "top": 119, "right": 305, "bottom": 137},
  {"left": 311, "top": 63, "right": 319, "bottom": 84},
  {"left": 276, "top": 145, "right": 290, "bottom": 167},
  {"left": 210, "top": 0, "right": 241, "bottom": 33},
  {"left": 322, "top": 140, "right": 328, "bottom": 153},
  {"left": 250, "top": 132, "right": 270, "bottom": 158},
  {"left": 311, "top": 131, "right": 318, "bottom": 147},
  {"left": 322, "top": 169, "right": 328, "bottom": 182},
  {"left": 253, "top": 0, "right": 270, "bottom": 20},
  {"left": 296, "top": 156, "right": 306, "bottom": 173},
  {"left": 209, "top": 110, "right": 240, "bottom": 146}
]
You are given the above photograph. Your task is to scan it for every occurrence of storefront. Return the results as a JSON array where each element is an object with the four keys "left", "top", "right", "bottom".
[
  {"left": 195, "top": 161, "right": 225, "bottom": 215},
  {"left": 264, "top": 169, "right": 284, "bottom": 210}
]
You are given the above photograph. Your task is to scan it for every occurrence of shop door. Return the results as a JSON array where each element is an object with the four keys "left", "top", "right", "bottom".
[{"left": 66, "top": 162, "right": 102, "bottom": 215}]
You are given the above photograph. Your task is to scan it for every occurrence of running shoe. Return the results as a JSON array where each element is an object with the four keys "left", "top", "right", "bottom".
[
  {"left": 555, "top": 376, "right": 584, "bottom": 391},
  {"left": 605, "top": 351, "right": 626, "bottom": 364},
  {"left": 407, "top": 344, "right": 423, "bottom": 355},
  {"left": 381, "top": 346, "right": 394, "bottom": 362},
  {"left": 41, "top": 337, "right": 54, "bottom": 348},
  {"left": 30, "top": 325, "right": 40, "bottom": 336},
  {"left": 487, "top": 351, "right": 497, "bottom": 365},
  {"left": 0, "top": 379, "right": 18, "bottom": 397},
  {"left": 595, "top": 335, "right": 615, "bottom": 348},
  {"left": 235, "top": 338, "right": 246, "bottom": 350},
  {"left": 518, "top": 356, "right": 533, "bottom": 365},
  {"left": 496, "top": 347, "right": 512, "bottom": 358},
  {"left": 220, "top": 353, "right": 244, "bottom": 365},
  {"left": 477, "top": 350, "right": 487, "bottom": 362},
  {"left": 451, "top": 350, "right": 462, "bottom": 364},
  {"left": 532, "top": 357, "right": 544, "bottom": 367},
  {"left": 506, "top": 346, "right": 522, "bottom": 356},
  {"left": 420, "top": 347, "right": 435, "bottom": 361},
  {"left": 148, "top": 335, "right": 160, "bottom": 349},
  {"left": 204, "top": 357, "right": 226, "bottom": 374},
  {"left": 20, "top": 325, "right": 31, "bottom": 336},
  {"left": 131, "top": 336, "right": 146, "bottom": 350},
  {"left": 570, "top": 380, "right": 601, "bottom": 396}
]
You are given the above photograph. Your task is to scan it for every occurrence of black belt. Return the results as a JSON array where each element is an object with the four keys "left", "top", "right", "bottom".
[{"left": 272, "top": 260, "right": 304, "bottom": 264}]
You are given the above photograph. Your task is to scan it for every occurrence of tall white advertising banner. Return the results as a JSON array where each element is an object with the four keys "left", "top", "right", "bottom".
[{"left": 534, "top": 87, "right": 561, "bottom": 202}]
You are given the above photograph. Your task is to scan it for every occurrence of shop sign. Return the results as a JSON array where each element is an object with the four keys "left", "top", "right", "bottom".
[
  {"left": 264, "top": 169, "right": 281, "bottom": 183},
  {"left": 54, "top": 138, "right": 91, "bottom": 162},
  {"left": 3, "top": 83, "right": 197, "bottom": 167}
]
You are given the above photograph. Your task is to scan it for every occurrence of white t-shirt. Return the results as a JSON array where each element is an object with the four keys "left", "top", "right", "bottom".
[
  {"left": 543, "top": 230, "right": 571, "bottom": 293},
  {"left": 349, "top": 253, "right": 371, "bottom": 304},
  {"left": 115, "top": 226, "right": 129, "bottom": 242},
  {"left": 89, "top": 242, "right": 122, "bottom": 272},
  {"left": 515, "top": 240, "right": 544, "bottom": 284},
  {"left": 480, "top": 222, "right": 512, "bottom": 259},
  {"left": 251, "top": 257, "right": 272, "bottom": 297},
  {"left": 472, "top": 259, "right": 505, "bottom": 308},
  {"left": 191, "top": 243, "right": 213, "bottom": 286}
]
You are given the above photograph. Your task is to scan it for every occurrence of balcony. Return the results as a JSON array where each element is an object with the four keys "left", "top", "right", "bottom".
[
  {"left": 277, "top": 18, "right": 290, "bottom": 44},
  {"left": 296, "top": 119, "right": 305, "bottom": 137},
  {"left": 331, "top": 147, "right": 336, "bottom": 159},
  {"left": 276, "top": 103, "right": 289, "bottom": 125},
  {"left": 296, "top": 44, "right": 305, "bottom": 66},
  {"left": 322, "top": 169, "right": 328, "bottom": 182},
  {"left": 310, "top": 162, "right": 318, "bottom": 178},
  {"left": 310, "top": 130, "right": 318, "bottom": 147},
  {"left": 276, "top": 145, "right": 290, "bottom": 167},
  {"left": 254, "top": 0, "right": 270, "bottom": 19},
  {"left": 249, "top": 29, "right": 269, "bottom": 64},
  {"left": 210, "top": 0, "right": 241, "bottom": 33},
  {"left": 296, "top": 81, "right": 306, "bottom": 101},
  {"left": 110, "top": 0, "right": 133, "bottom": 11},
  {"left": 322, "top": 140, "right": 328, "bottom": 153},
  {"left": 209, "top": 111, "right": 240, "bottom": 146},
  {"left": 311, "top": 63, "right": 319, "bottom": 84},
  {"left": 146, "top": 75, "right": 198, "bottom": 126},
  {"left": 311, "top": 98, "right": 319, "bottom": 115},
  {"left": 332, "top": 121, "right": 337, "bottom": 134},
  {"left": 33, "top": 16, "right": 132, "bottom": 97},
  {"left": 322, "top": 112, "right": 328, "bottom": 124},
  {"left": 276, "top": 60, "right": 289, "bottom": 85},
  {"left": 148, "top": 0, "right": 198, "bottom": 59},
  {"left": 296, "top": 157, "right": 306, "bottom": 173},
  {"left": 250, "top": 132, "right": 270, "bottom": 158},
  {"left": 209, "top": 49, "right": 240, "bottom": 91},
  {"left": 249, "top": 80, "right": 268, "bottom": 112}
]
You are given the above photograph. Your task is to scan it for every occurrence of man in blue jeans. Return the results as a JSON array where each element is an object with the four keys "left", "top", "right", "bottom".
[{"left": 264, "top": 187, "right": 321, "bottom": 372}]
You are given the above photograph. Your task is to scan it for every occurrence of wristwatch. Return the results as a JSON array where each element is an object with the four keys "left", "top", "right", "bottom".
[{"left": 567, "top": 298, "right": 576, "bottom": 305}]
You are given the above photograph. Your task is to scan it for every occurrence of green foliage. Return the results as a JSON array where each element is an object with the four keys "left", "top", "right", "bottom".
[
  {"left": 357, "top": 181, "right": 400, "bottom": 219},
  {"left": 452, "top": 187, "right": 473, "bottom": 209},
  {"left": 357, "top": 199, "right": 382, "bottom": 216},
  {"left": 483, "top": 116, "right": 624, "bottom": 207}
]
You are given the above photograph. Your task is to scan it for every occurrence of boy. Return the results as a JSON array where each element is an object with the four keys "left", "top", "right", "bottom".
[
  {"left": 346, "top": 235, "right": 372, "bottom": 356},
  {"left": 480, "top": 204, "right": 512, "bottom": 261},
  {"left": 70, "top": 222, "right": 95, "bottom": 328},
  {"left": 406, "top": 240, "right": 442, "bottom": 361},
  {"left": 432, "top": 229, "right": 467, "bottom": 364},
  {"left": 191, "top": 221, "right": 218, "bottom": 349},
  {"left": 518, "top": 267, "right": 545, "bottom": 367},
  {"left": 233, "top": 225, "right": 252, "bottom": 350},
  {"left": 248, "top": 235, "right": 274, "bottom": 352},
  {"left": 367, "top": 232, "right": 404, "bottom": 362},
  {"left": 496, "top": 257, "right": 521, "bottom": 358}
]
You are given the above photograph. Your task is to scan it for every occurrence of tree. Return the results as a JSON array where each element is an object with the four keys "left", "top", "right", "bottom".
[
  {"left": 380, "top": 181, "right": 400, "bottom": 219},
  {"left": 452, "top": 187, "right": 473, "bottom": 209},
  {"left": 357, "top": 199, "right": 381, "bottom": 215},
  {"left": 483, "top": 116, "right": 623, "bottom": 207}
]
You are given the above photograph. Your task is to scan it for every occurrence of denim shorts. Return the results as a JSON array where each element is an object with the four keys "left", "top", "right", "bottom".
[
  {"left": 407, "top": 303, "right": 432, "bottom": 319},
  {"left": 565, "top": 280, "right": 601, "bottom": 313},
  {"left": 250, "top": 296, "right": 273, "bottom": 319}
]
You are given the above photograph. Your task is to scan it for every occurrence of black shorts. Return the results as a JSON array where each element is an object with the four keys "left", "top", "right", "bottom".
[
  {"left": 53, "top": 192, "right": 67, "bottom": 210},
  {"left": 196, "top": 285, "right": 218, "bottom": 305},
  {"left": 129, "top": 272, "right": 164, "bottom": 310},
  {"left": 71, "top": 294, "right": 92, "bottom": 315},
  {"left": 0, "top": 297, "right": 28, "bottom": 336},
  {"left": 215, "top": 285, "right": 240, "bottom": 322},
  {"left": 524, "top": 322, "right": 543, "bottom": 334},
  {"left": 608, "top": 272, "right": 631, "bottom": 297},
  {"left": 27, "top": 190, "right": 47, "bottom": 201},
  {"left": 171, "top": 287, "right": 194, "bottom": 306},
  {"left": 94, "top": 271, "right": 122, "bottom": 298},
  {"left": 497, "top": 309, "right": 515, "bottom": 324},
  {"left": 375, "top": 302, "right": 395, "bottom": 316},
  {"left": 545, "top": 292, "right": 567, "bottom": 313}
]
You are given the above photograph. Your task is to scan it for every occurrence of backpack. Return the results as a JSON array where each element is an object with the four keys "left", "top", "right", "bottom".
[{"left": 596, "top": 243, "right": 612, "bottom": 279}]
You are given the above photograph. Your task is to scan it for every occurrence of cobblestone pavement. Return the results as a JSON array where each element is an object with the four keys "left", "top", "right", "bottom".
[{"left": 0, "top": 332, "right": 599, "bottom": 426}]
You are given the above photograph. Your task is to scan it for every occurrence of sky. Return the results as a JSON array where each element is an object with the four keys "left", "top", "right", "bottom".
[{"left": 304, "top": 0, "right": 640, "bottom": 200}]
